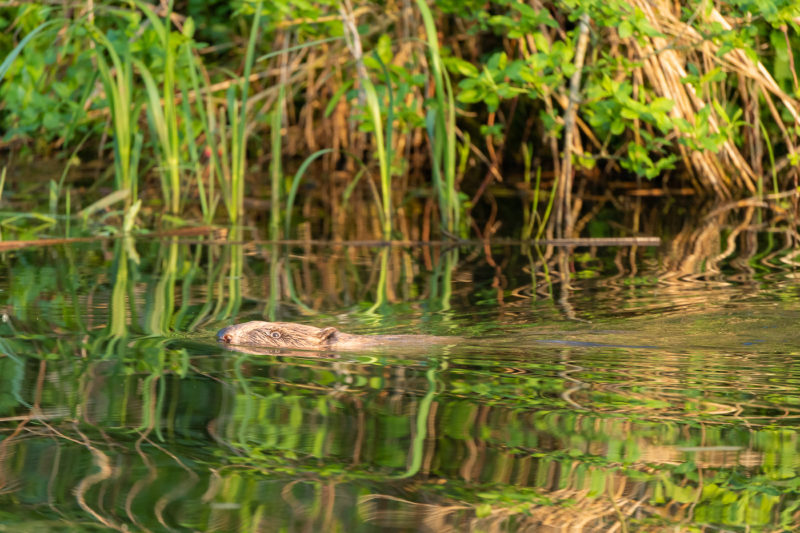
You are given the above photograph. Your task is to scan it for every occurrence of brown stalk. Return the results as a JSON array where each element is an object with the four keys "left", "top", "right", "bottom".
[
  {"left": 557, "top": 12, "right": 591, "bottom": 238},
  {"left": 634, "top": 0, "right": 800, "bottom": 197},
  {"left": 629, "top": 0, "right": 745, "bottom": 195}
]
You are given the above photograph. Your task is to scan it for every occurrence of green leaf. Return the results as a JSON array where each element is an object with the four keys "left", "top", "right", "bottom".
[
  {"left": 532, "top": 32, "right": 550, "bottom": 53},
  {"left": 78, "top": 189, "right": 130, "bottom": 219},
  {"left": 650, "top": 97, "right": 674, "bottom": 113},
  {"left": 476, "top": 503, "right": 493, "bottom": 518},
  {"left": 446, "top": 57, "right": 479, "bottom": 77},
  {"left": 487, "top": 15, "right": 514, "bottom": 28},
  {"left": 376, "top": 34, "right": 393, "bottom": 65},
  {"left": 324, "top": 80, "right": 353, "bottom": 117},
  {"left": 619, "top": 20, "right": 633, "bottom": 39},
  {"left": 456, "top": 88, "right": 483, "bottom": 103},
  {"left": 182, "top": 16, "right": 195, "bottom": 38},
  {"left": 0, "top": 20, "right": 61, "bottom": 85}
]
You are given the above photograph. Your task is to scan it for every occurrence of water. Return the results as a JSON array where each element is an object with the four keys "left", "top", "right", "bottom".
[{"left": 1, "top": 236, "right": 799, "bottom": 531}]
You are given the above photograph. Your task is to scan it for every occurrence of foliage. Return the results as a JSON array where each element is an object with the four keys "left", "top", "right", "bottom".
[
  {"left": 446, "top": 0, "right": 796, "bottom": 187},
  {"left": 1, "top": 0, "right": 799, "bottom": 239}
]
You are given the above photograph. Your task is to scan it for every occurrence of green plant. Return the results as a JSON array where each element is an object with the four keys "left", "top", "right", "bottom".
[
  {"left": 228, "top": 0, "right": 263, "bottom": 224},
  {"left": 131, "top": 0, "right": 184, "bottom": 216},
  {"left": 417, "top": 0, "right": 461, "bottom": 235},
  {"left": 269, "top": 87, "right": 284, "bottom": 241},
  {"left": 341, "top": 3, "right": 392, "bottom": 239}
]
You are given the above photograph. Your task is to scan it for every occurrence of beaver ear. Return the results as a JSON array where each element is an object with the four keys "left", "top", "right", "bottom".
[{"left": 317, "top": 327, "right": 338, "bottom": 343}]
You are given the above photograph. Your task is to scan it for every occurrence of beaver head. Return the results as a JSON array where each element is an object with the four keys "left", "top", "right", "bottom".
[{"left": 217, "top": 321, "right": 339, "bottom": 349}]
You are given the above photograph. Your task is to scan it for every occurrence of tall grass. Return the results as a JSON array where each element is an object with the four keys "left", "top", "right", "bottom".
[
  {"left": 0, "top": 3, "right": 541, "bottom": 240},
  {"left": 228, "top": 0, "right": 264, "bottom": 224},
  {"left": 270, "top": 88, "right": 284, "bottom": 241},
  {"left": 364, "top": 75, "right": 392, "bottom": 240},
  {"left": 88, "top": 27, "right": 141, "bottom": 209},
  {"left": 521, "top": 144, "right": 535, "bottom": 241},
  {"left": 285, "top": 148, "right": 333, "bottom": 239},
  {"left": 179, "top": 78, "right": 211, "bottom": 222},
  {"left": 416, "top": 0, "right": 459, "bottom": 236},
  {"left": 137, "top": 59, "right": 179, "bottom": 213},
  {"left": 182, "top": 54, "right": 223, "bottom": 223},
  {"left": 91, "top": 0, "right": 263, "bottom": 225},
  {"left": 5, "top": 0, "right": 798, "bottom": 245},
  {"left": 131, "top": 0, "right": 182, "bottom": 215},
  {"left": 118, "top": 0, "right": 262, "bottom": 224},
  {"left": 521, "top": 143, "right": 557, "bottom": 241},
  {"left": 140, "top": 3, "right": 178, "bottom": 208},
  {"left": 341, "top": 1, "right": 393, "bottom": 240}
]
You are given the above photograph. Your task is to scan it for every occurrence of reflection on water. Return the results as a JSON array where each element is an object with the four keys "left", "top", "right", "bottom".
[{"left": 1, "top": 232, "right": 800, "bottom": 531}]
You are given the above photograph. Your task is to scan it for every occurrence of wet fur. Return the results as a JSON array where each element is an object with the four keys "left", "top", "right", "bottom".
[
  {"left": 217, "top": 321, "right": 338, "bottom": 349},
  {"left": 217, "top": 321, "right": 453, "bottom": 350}
]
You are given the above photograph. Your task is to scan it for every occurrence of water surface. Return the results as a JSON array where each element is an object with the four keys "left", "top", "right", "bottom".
[{"left": 1, "top": 237, "right": 799, "bottom": 531}]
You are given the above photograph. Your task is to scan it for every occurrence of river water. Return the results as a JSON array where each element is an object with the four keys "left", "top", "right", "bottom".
[{"left": 1, "top": 235, "right": 799, "bottom": 531}]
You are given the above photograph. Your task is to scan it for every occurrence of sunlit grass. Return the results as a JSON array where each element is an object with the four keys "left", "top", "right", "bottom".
[
  {"left": 521, "top": 143, "right": 557, "bottom": 241},
  {"left": 417, "top": 0, "right": 460, "bottom": 236},
  {"left": 88, "top": 25, "right": 141, "bottom": 211},
  {"left": 3, "top": 0, "right": 796, "bottom": 246},
  {"left": 228, "top": 0, "right": 264, "bottom": 224},
  {"left": 285, "top": 148, "right": 333, "bottom": 239},
  {"left": 183, "top": 58, "right": 221, "bottom": 224},
  {"left": 341, "top": 4, "right": 393, "bottom": 240},
  {"left": 270, "top": 88, "right": 284, "bottom": 241},
  {"left": 0, "top": 167, "right": 6, "bottom": 208}
]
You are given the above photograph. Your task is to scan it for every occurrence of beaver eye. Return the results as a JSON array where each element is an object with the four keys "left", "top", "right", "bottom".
[
  {"left": 222, "top": 334, "right": 233, "bottom": 343},
  {"left": 270, "top": 331, "right": 281, "bottom": 339}
]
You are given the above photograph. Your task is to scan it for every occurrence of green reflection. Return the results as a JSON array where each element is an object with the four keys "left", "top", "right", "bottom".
[{"left": 0, "top": 241, "right": 800, "bottom": 530}]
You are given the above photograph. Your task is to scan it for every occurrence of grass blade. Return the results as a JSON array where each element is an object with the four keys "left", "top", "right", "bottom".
[{"left": 285, "top": 148, "right": 334, "bottom": 239}]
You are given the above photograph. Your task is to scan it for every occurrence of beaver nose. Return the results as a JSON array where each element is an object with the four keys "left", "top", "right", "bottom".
[{"left": 217, "top": 326, "right": 234, "bottom": 343}]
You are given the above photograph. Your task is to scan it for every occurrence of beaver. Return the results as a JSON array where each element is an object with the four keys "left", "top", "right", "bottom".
[{"left": 217, "top": 321, "right": 454, "bottom": 351}]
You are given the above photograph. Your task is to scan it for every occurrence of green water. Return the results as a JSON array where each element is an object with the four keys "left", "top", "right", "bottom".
[{"left": 1, "top": 237, "right": 800, "bottom": 531}]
